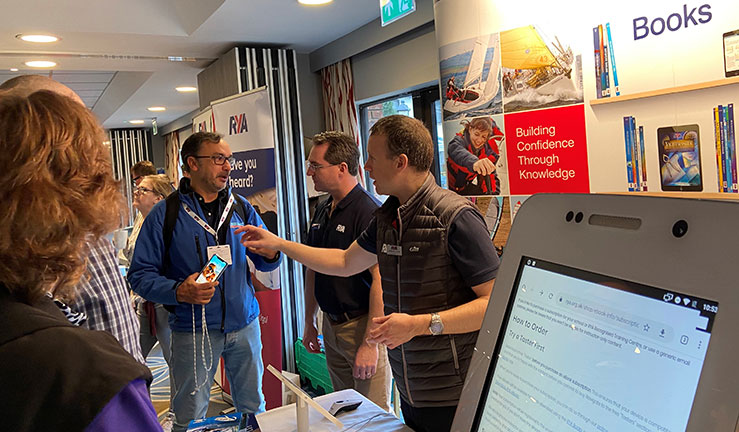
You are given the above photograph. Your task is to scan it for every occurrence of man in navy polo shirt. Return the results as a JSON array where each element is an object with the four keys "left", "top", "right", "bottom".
[{"left": 303, "top": 131, "right": 391, "bottom": 410}]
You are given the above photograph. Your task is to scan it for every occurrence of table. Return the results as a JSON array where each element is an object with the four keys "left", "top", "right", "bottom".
[{"left": 256, "top": 389, "right": 413, "bottom": 432}]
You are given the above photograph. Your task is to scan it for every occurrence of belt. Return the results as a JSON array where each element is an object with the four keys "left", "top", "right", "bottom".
[{"left": 325, "top": 309, "right": 367, "bottom": 325}]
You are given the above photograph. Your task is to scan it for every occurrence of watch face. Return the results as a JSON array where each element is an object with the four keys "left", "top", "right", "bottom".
[{"left": 430, "top": 315, "right": 443, "bottom": 335}]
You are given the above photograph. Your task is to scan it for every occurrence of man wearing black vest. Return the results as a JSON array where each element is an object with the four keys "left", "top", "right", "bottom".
[
  {"left": 304, "top": 131, "right": 391, "bottom": 411},
  {"left": 237, "top": 115, "right": 499, "bottom": 432}
]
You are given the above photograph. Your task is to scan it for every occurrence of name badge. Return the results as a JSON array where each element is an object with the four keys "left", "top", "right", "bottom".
[
  {"left": 207, "top": 245, "right": 232, "bottom": 265},
  {"left": 382, "top": 244, "right": 403, "bottom": 256}
]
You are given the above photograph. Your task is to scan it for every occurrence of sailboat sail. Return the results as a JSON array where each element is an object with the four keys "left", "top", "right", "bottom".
[
  {"left": 500, "top": 25, "right": 556, "bottom": 70},
  {"left": 482, "top": 36, "right": 501, "bottom": 98},
  {"left": 463, "top": 36, "right": 488, "bottom": 88}
]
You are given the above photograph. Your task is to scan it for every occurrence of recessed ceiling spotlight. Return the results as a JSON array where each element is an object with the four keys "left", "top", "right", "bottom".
[
  {"left": 25, "top": 60, "right": 56, "bottom": 68},
  {"left": 9, "top": 68, "right": 18, "bottom": 72},
  {"left": 16, "top": 34, "right": 60, "bottom": 43},
  {"left": 147, "top": 106, "right": 166, "bottom": 112},
  {"left": 298, "top": 0, "right": 332, "bottom": 5},
  {"left": 128, "top": 120, "right": 145, "bottom": 125},
  {"left": 175, "top": 86, "right": 197, "bottom": 93}
]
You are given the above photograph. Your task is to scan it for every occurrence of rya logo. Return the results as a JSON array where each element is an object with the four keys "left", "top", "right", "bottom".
[
  {"left": 633, "top": 3, "right": 712, "bottom": 40},
  {"left": 229, "top": 113, "right": 248, "bottom": 135},
  {"left": 336, "top": 224, "right": 346, "bottom": 233}
]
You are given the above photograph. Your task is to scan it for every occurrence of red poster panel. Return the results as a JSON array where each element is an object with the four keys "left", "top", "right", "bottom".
[
  {"left": 505, "top": 104, "right": 590, "bottom": 194},
  {"left": 219, "top": 289, "right": 283, "bottom": 411}
]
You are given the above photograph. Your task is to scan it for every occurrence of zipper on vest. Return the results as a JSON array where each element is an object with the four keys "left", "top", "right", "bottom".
[
  {"left": 449, "top": 335, "right": 460, "bottom": 371},
  {"left": 396, "top": 208, "right": 414, "bottom": 405}
]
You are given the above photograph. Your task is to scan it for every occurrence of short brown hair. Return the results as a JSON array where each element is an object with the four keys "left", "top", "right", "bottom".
[
  {"left": 461, "top": 117, "right": 493, "bottom": 136},
  {"left": 141, "top": 174, "right": 174, "bottom": 198},
  {"left": 0, "top": 91, "right": 122, "bottom": 303},
  {"left": 131, "top": 160, "right": 156, "bottom": 177},
  {"left": 181, "top": 131, "right": 223, "bottom": 172},
  {"left": 312, "top": 131, "right": 360, "bottom": 176},
  {"left": 369, "top": 115, "right": 433, "bottom": 172}
]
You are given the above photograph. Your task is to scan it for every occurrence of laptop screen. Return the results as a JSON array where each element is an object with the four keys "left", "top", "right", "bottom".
[{"left": 472, "top": 256, "right": 718, "bottom": 432}]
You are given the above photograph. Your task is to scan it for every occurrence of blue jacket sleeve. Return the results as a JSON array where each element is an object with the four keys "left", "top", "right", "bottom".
[
  {"left": 127, "top": 203, "right": 181, "bottom": 305},
  {"left": 447, "top": 135, "right": 478, "bottom": 171},
  {"left": 242, "top": 199, "right": 282, "bottom": 272}
]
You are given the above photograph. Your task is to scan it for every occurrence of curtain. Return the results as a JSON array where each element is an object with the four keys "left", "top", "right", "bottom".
[
  {"left": 108, "top": 128, "right": 149, "bottom": 227},
  {"left": 321, "top": 58, "right": 362, "bottom": 179},
  {"left": 164, "top": 130, "right": 181, "bottom": 188}
]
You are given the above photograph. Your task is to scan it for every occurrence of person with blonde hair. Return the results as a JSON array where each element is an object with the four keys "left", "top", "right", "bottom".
[{"left": 0, "top": 90, "right": 161, "bottom": 430}]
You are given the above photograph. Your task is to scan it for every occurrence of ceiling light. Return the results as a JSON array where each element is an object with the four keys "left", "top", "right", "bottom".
[
  {"left": 25, "top": 60, "right": 56, "bottom": 68},
  {"left": 175, "top": 86, "right": 197, "bottom": 93},
  {"left": 9, "top": 68, "right": 18, "bottom": 72},
  {"left": 298, "top": 0, "right": 333, "bottom": 4},
  {"left": 16, "top": 34, "right": 60, "bottom": 43},
  {"left": 147, "top": 106, "right": 166, "bottom": 112},
  {"left": 128, "top": 120, "right": 145, "bottom": 125}
]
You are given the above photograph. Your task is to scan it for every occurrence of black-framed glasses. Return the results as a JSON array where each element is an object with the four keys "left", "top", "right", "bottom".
[
  {"left": 305, "top": 160, "right": 338, "bottom": 171},
  {"left": 192, "top": 154, "right": 236, "bottom": 166},
  {"left": 131, "top": 175, "right": 143, "bottom": 185},
  {"left": 134, "top": 186, "right": 159, "bottom": 196}
]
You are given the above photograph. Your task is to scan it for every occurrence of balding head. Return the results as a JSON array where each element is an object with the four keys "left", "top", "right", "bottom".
[{"left": 0, "top": 75, "right": 84, "bottom": 105}]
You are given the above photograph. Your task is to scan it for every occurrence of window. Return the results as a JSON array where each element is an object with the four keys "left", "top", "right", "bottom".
[{"left": 358, "top": 85, "right": 443, "bottom": 198}]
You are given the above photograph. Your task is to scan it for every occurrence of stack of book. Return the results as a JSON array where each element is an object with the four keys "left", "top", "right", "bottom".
[
  {"left": 624, "top": 116, "right": 647, "bottom": 191},
  {"left": 714, "top": 104, "right": 737, "bottom": 193},
  {"left": 593, "top": 23, "right": 620, "bottom": 99}
]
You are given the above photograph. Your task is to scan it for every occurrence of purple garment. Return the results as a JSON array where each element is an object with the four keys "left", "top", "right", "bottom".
[{"left": 85, "top": 378, "right": 162, "bottom": 432}]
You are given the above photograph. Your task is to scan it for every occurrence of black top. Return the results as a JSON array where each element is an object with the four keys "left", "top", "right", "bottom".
[
  {"left": 306, "top": 184, "right": 381, "bottom": 314},
  {"left": 357, "top": 207, "right": 499, "bottom": 287}
]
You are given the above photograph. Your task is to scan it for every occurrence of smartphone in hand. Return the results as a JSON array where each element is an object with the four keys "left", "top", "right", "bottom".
[{"left": 195, "top": 254, "right": 229, "bottom": 284}]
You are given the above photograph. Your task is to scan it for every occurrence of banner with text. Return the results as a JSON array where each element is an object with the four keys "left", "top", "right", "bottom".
[{"left": 192, "top": 107, "right": 214, "bottom": 133}]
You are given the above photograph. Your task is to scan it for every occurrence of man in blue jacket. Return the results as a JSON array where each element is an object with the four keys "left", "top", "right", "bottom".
[{"left": 128, "top": 131, "right": 281, "bottom": 432}]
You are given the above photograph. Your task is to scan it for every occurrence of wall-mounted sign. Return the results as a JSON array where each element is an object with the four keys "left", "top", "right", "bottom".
[{"left": 381, "top": 0, "right": 415, "bottom": 27}]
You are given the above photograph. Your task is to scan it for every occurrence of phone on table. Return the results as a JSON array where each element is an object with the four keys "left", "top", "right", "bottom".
[{"left": 195, "top": 254, "right": 229, "bottom": 284}]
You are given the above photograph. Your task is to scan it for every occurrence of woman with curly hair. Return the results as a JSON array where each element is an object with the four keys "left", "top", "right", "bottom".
[{"left": 0, "top": 90, "right": 161, "bottom": 431}]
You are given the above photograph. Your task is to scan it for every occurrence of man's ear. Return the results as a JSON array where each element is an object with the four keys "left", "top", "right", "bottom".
[
  {"left": 186, "top": 156, "right": 198, "bottom": 173},
  {"left": 396, "top": 154, "right": 409, "bottom": 170}
]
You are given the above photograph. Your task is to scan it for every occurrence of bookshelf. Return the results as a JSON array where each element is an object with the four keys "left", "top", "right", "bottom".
[{"left": 590, "top": 76, "right": 739, "bottom": 106}]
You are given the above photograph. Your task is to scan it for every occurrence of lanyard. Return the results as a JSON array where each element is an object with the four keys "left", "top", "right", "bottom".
[{"left": 182, "top": 194, "right": 235, "bottom": 244}]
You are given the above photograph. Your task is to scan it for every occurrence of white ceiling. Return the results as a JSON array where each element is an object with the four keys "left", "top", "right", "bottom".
[{"left": 0, "top": 0, "right": 381, "bottom": 129}]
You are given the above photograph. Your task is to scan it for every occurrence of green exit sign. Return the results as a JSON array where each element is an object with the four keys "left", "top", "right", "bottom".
[{"left": 380, "top": 0, "right": 415, "bottom": 27}]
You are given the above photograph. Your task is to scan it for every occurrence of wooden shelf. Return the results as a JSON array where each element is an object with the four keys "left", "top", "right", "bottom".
[
  {"left": 590, "top": 76, "right": 739, "bottom": 106},
  {"left": 601, "top": 191, "right": 739, "bottom": 200}
]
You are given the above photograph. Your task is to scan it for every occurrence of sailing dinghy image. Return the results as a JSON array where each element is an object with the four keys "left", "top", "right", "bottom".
[
  {"left": 440, "top": 33, "right": 502, "bottom": 119},
  {"left": 500, "top": 25, "right": 583, "bottom": 112}
]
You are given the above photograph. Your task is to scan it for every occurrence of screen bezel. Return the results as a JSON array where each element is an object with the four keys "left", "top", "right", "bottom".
[
  {"left": 450, "top": 194, "right": 739, "bottom": 431},
  {"left": 468, "top": 255, "right": 718, "bottom": 431},
  {"left": 196, "top": 254, "right": 228, "bottom": 283},
  {"left": 724, "top": 30, "right": 739, "bottom": 78}
]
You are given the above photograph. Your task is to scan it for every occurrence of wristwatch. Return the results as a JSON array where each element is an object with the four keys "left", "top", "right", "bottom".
[{"left": 429, "top": 312, "right": 444, "bottom": 336}]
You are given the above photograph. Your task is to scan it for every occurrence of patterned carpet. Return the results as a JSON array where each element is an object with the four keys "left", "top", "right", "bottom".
[{"left": 146, "top": 343, "right": 231, "bottom": 423}]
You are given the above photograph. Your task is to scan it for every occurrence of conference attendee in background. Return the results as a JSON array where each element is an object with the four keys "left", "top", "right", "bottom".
[
  {"left": 446, "top": 116, "right": 502, "bottom": 196},
  {"left": 125, "top": 174, "right": 177, "bottom": 428},
  {"left": 303, "top": 131, "right": 391, "bottom": 410},
  {"left": 132, "top": 160, "right": 158, "bottom": 186},
  {"left": 128, "top": 131, "right": 281, "bottom": 431},
  {"left": 0, "top": 90, "right": 161, "bottom": 431},
  {"left": 237, "top": 115, "right": 499, "bottom": 432},
  {"left": 0, "top": 74, "right": 144, "bottom": 363}
]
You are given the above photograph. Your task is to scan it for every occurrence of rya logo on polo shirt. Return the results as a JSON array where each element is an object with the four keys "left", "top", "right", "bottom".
[{"left": 336, "top": 224, "right": 346, "bottom": 233}]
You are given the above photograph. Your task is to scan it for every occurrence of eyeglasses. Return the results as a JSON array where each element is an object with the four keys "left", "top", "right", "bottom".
[
  {"left": 305, "top": 160, "right": 338, "bottom": 171},
  {"left": 131, "top": 175, "right": 143, "bottom": 186},
  {"left": 192, "top": 154, "right": 236, "bottom": 166},
  {"left": 134, "top": 186, "right": 158, "bottom": 195}
]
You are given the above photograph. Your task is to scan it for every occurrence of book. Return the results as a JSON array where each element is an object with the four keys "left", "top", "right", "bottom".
[
  {"left": 593, "top": 27, "right": 602, "bottom": 99},
  {"left": 606, "top": 23, "right": 621, "bottom": 96},
  {"left": 714, "top": 107, "right": 723, "bottom": 191},
  {"left": 598, "top": 25, "right": 609, "bottom": 98},
  {"left": 624, "top": 116, "right": 634, "bottom": 191},
  {"left": 729, "top": 104, "right": 737, "bottom": 192},
  {"left": 639, "top": 125, "right": 647, "bottom": 191},
  {"left": 632, "top": 117, "right": 640, "bottom": 191},
  {"left": 720, "top": 105, "right": 728, "bottom": 192}
]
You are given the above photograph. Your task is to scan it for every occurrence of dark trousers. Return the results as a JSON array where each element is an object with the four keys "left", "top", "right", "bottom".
[{"left": 400, "top": 398, "right": 458, "bottom": 432}]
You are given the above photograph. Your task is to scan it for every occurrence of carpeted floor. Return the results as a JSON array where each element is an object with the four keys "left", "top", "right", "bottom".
[{"left": 146, "top": 343, "right": 232, "bottom": 424}]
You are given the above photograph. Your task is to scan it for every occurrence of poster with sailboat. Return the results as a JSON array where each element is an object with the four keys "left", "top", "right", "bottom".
[
  {"left": 500, "top": 25, "right": 583, "bottom": 113},
  {"left": 440, "top": 32, "right": 502, "bottom": 120}
]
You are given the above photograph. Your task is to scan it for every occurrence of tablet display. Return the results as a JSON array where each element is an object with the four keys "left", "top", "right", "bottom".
[
  {"left": 472, "top": 257, "right": 717, "bottom": 432},
  {"left": 657, "top": 125, "right": 702, "bottom": 191},
  {"left": 724, "top": 30, "right": 739, "bottom": 78}
]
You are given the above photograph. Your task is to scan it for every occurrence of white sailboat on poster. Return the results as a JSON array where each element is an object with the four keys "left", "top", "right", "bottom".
[{"left": 444, "top": 34, "right": 501, "bottom": 115}]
